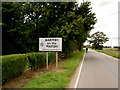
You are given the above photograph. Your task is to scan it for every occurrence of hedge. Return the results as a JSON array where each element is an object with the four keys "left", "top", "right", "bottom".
[
  {"left": 48, "top": 52, "right": 56, "bottom": 63},
  {"left": 2, "top": 52, "right": 56, "bottom": 84},
  {"left": 2, "top": 54, "right": 27, "bottom": 84},
  {"left": 27, "top": 52, "right": 56, "bottom": 70},
  {"left": 27, "top": 52, "right": 46, "bottom": 70}
]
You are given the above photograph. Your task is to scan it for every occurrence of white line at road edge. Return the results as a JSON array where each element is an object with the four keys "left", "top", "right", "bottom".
[
  {"left": 74, "top": 52, "right": 86, "bottom": 88},
  {"left": 94, "top": 50, "right": 119, "bottom": 61}
]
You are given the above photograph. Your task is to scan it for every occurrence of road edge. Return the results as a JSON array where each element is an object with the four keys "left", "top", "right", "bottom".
[
  {"left": 91, "top": 49, "right": 119, "bottom": 61},
  {"left": 74, "top": 52, "right": 86, "bottom": 88},
  {"left": 66, "top": 51, "right": 86, "bottom": 88}
]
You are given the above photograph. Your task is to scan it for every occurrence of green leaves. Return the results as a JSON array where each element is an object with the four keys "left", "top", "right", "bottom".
[
  {"left": 2, "top": 54, "right": 27, "bottom": 83},
  {"left": 2, "top": 1, "right": 97, "bottom": 55},
  {"left": 89, "top": 31, "right": 109, "bottom": 49}
]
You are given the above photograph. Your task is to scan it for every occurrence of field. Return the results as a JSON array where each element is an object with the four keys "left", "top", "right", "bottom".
[{"left": 95, "top": 48, "right": 120, "bottom": 59}]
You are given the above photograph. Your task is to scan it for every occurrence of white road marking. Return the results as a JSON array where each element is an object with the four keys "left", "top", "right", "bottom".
[
  {"left": 91, "top": 49, "right": 119, "bottom": 61},
  {"left": 74, "top": 52, "right": 86, "bottom": 88}
]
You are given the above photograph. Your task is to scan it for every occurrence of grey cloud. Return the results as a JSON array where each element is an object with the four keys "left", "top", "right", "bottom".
[{"left": 99, "top": 1, "right": 111, "bottom": 7}]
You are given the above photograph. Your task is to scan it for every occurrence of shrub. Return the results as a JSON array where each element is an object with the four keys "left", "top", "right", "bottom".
[
  {"left": 48, "top": 52, "right": 56, "bottom": 63},
  {"left": 27, "top": 52, "right": 56, "bottom": 70},
  {"left": 2, "top": 54, "right": 27, "bottom": 84},
  {"left": 58, "top": 52, "right": 65, "bottom": 59},
  {"left": 118, "top": 46, "right": 120, "bottom": 50},
  {"left": 92, "top": 44, "right": 103, "bottom": 50},
  {"left": 63, "top": 40, "right": 79, "bottom": 57},
  {"left": 27, "top": 52, "right": 46, "bottom": 70},
  {"left": 2, "top": 52, "right": 56, "bottom": 83}
]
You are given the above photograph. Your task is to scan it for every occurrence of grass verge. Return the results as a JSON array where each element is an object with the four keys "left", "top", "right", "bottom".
[
  {"left": 24, "top": 50, "right": 85, "bottom": 88},
  {"left": 93, "top": 49, "right": 120, "bottom": 59}
]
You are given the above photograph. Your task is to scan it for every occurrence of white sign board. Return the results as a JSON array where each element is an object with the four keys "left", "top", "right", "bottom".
[{"left": 39, "top": 38, "right": 62, "bottom": 51}]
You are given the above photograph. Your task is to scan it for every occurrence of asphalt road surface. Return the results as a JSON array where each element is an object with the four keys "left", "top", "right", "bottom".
[{"left": 77, "top": 49, "right": 118, "bottom": 88}]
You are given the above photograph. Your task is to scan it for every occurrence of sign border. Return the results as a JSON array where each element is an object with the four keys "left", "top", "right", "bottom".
[{"left": 39, "top": 37, "right": 62, "bottom": 52}]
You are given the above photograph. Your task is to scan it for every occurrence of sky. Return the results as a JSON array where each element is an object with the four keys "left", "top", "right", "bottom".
[{"left": 77, "top": 0, "right": 119, "bottom": 46}]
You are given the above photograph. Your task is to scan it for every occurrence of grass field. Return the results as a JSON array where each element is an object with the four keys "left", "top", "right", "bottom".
[
  {"left": 24, "top": 50, "right": 85, "bottom": 88},
  {"left": 94, "top": 48, "right": 120, "bottom": 59}
]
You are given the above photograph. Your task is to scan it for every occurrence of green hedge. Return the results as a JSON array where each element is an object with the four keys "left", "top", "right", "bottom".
[
  {"left": 48, "top": 52, "right": 56, "bottom": 63},
  {"left": 27, "top": 52, "right": 46, "bottom": 70},
  {"left": 2, "top": 52, "right": 56, "bottom": 84},
  {"left": 27, "top": 52, "right": 56, "bottom": 70},
  {"left": 2, "top": 54, "right": 27, "bottom": 84}
]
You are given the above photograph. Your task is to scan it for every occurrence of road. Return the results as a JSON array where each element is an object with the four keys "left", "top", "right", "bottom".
[{"left": 77, "top": 49, "right": 118, "bottom": 88}]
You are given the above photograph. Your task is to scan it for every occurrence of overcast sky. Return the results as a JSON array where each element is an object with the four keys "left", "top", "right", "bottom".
[{"left": 77, "top": 0, "right": 119, "bottom": 46}]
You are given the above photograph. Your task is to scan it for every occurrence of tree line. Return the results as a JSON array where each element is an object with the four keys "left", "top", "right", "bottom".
[{"left": 2, "top": 1, "right": 97, "bottom": 55}]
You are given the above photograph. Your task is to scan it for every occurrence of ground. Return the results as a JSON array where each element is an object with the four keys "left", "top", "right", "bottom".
[{"left": 2, "top": 58, "right": 67, "bottom": 88}]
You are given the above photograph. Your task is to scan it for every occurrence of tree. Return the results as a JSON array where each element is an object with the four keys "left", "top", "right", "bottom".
[
  {"left": 88, "top": 31, "right": 109, "bottom": 50},
  {"left": 2, "top": 1, "right": 97, "bottom": 55},
  {"left": 49, "top": 1, "right": 97, "bottom": 51}
]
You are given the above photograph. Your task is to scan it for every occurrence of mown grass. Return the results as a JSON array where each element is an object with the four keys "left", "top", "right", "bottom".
[
  {"left": 93, "top": 48, "right": 120, "bottom": 59},
  {"left": 24, "top": 50, "right": 85, "bottom": 88}
]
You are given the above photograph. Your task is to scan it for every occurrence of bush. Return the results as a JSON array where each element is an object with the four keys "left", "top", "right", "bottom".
[
  {"left": 118, "top": 46, "right": 120, "bottom": 50},
  {"left": 2, "top": 54, "right": 27, "bottom": 84},
  {"left": 27, "top": 52, "right": 46, "bottom": 70},
  {"left": 2, "top": 52, "right": 56, "bottom": 84},
  {"left": 27, "top": 52, "right": 56, "bottom": 70},
  {"left": 58, "top": 52, "right": 65, "bottom": 59},
  {"left": 63, "top": 40, "right": 79, "bottom": 57},
  {"left": 113, "top": 46, "right": 119, "bottom": 48},
  {"left": 48, "top": 52, "right": 56, "bottom": 63},
  {"left": 92, "top": 44, "right": 103, "bottom": 50}
]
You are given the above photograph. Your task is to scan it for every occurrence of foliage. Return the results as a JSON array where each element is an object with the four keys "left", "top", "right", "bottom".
[
  {"left": 48, "top": 52, "right": 56, "bottom": 63},
  {"left": 92, "top": 44, "right": 103, "bottom": 50},
  {"left": 63, "top": 40, "right": 79, "bottom": 57},
  {"left": 89, "top": 31, "right": 109, "bottom": 50},
  {"left": 27, "top": 52, "right": 56, "bottom": 70},
  {"left": 119, "top": 46, "right": 120, "bottom": 50},
  {"left": 27, "top": 52, "right": 45, "bottom": 70},
  {"left": 2, "top": 2, "right": 97, "bottom": 55},
  {"left": 24, "top": 50, "right": 85, "bottom": 88},
  {"left": 118, "top": 46, "right": 120, "bottom": 50},
  {"left": 2, "top": 54, "right": 27, "bottom": 84},
  {"left": 2, "top": 52, "right": 56, "bottom": 83}
]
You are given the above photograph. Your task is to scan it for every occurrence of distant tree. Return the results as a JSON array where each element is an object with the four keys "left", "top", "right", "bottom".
[
  {"left": 118, "top": 46, "right": 120, "bottom": 50},
  {"left": 88, "top": 31, "right": 109, "bottom": 50}
]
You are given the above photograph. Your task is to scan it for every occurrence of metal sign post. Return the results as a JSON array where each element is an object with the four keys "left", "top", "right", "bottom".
[
  {"left": 46, "top": 52, "right": 48, "bottom": 70},
  {"left": 56, "top": 52, "right": 58, "bottom": 69}
]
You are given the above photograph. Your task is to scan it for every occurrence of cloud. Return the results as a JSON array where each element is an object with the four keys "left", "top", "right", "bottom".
[
  {"left": 99, "top": 1, "right": 111, "bottom": 7},
  {"left": 80, "top": 0, "right": 118, "bottom": 46}
]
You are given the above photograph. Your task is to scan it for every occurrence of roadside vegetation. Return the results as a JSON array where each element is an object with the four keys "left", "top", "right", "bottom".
[
  {"left": 88, "top": 31, "right": 109, "bottom": 50},
  {"left": 24, "top": 50, "right": 84, "bottom": 88},
  {"left": 2, "top": 2, "right": 97, "bottom": 55},
  {"left": 88, "top": 31, "right": 119, "bottom": 59},
  {"left": 2, "top": 52, "right": 56, "bottom": 84},
  {"left": 93, "top": 48, "right": 120, "bottom": 59},
  {"left": 2, "top": 1, "right": 96, "bottom": 88}
]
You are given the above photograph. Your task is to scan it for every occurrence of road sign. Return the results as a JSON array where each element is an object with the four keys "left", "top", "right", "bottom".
[{"left": 39, "top": 38, "right": 62, "bottom": 51}]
